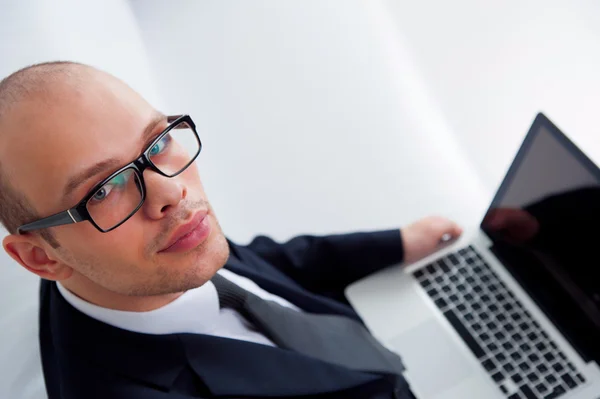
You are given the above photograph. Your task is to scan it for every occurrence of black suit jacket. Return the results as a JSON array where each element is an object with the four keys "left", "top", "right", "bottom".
[{"left": 40, "top": 229, "right": 413, "bottom": 398}]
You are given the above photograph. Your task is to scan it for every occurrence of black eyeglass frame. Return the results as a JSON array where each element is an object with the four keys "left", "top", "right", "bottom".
[{"left": 17, "top": 114, "right": 201, "bottom": 234}]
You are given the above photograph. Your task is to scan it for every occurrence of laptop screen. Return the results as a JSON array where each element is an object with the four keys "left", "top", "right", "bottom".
[{"left": 481, "top": 113, "right": 600, "bottom": 362}]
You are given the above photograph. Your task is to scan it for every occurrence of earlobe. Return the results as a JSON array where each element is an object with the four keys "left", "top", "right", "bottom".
[{"left": 2, "top": 234, "right": 72, "bottom": 281}]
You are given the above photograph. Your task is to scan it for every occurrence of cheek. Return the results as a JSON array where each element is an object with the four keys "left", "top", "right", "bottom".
[
  {"left": 58, "top": 220, "right": 145, "bottom": 263},
  {"left": 182, "top": 165, "right": 205, "bottom": 195}
]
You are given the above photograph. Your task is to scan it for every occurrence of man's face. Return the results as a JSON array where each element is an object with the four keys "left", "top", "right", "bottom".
[{"left": 1, "top": 70, "right": 229, "bottom": 296}]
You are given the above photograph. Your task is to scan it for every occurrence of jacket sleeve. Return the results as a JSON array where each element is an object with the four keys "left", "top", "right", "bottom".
[{"left": 242, "top": 229, "right": 404, "bottom": 298}]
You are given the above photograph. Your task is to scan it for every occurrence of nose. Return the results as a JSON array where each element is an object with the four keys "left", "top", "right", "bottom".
[{"left": 141, "top": 169, "right": 187, "bottom": 220}]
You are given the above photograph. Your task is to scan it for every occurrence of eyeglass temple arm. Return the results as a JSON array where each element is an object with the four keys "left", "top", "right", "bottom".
[{"left": 17, "top": 209, "right": 82, "bottom": 234}]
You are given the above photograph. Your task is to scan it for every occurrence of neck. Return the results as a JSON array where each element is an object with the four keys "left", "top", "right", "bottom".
[{"left": 60, "top": 274, "right": 184, "bottom": 312}]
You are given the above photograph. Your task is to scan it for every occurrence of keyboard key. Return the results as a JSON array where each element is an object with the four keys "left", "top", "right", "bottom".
[
  {"left": 449, "top": 274, "right": 459, "bottom": 283},
  {"left": 535, "top": 342, "right": 546, "bottom": 351},
  {"left": 472, "top": 323, "right": 482, "bottom": 332},
  {"left": 488, "top": 304, "right": 499, "bottom": 312},
  {"left": 435, "top": 276, "right": 444, "bottom": 284},
  {"left": 511, "top": 352, "right": 522, "bottom": 361},
  {"left": 560, "top": 373, "right": 577, "bottom": 389},
  {"left": 426, "top": 264, "right": 435, "bottom": 274},
  {"left": 545, "top": 374, "right": 557, "bottom": 384},
  {"left": 508, "top": 394, "right": 521, "bottom": 399},
  {"left": 543, "top": 353, "right": 555, "bottom": 362},
  {"left": 512, "top": 333, "right": 523, "bottom": 342},
  {"left": 503, "top": 363, "right": 515, "bottom": 373},
  {"left": 567, "top": 363, "right": 575, "bottom": 372},
  {"left": 520, "top": 343, "right": 531, "bottom": 352},
  {"left": 447, "top": 253, "right": 459, "bottom": 265},
  {"left": 502, "top": 342, "right": 514, "bottom": 351},
  {"left": 464, "top": 293, "right": 474, "bottom": 302},
  {"left": 442, "top": 285, "right": 452, "bottom": 293},
  {"left": 439, "top": 262, "right": 450, "bottom": 273},
  {"left": 449, "top": 294, "right": 458, "bottom": 303},
  {"left": 472, "top": 303, "right": 482, "bottom": 311},
  {"left": 519, "top": 385, "right": 537, "bottom": 399},
  {"left": 519, "top": 362, "right": 530, "bottom": 372},
  {"left": 457, "top": 303, "right": 467, "bottom": 312},
  {"left": 465, "top": 275, "right": 475, "bottom": 283},
  {"left": 549, "top": 341, "right": 558, "bottom": 350},
  {"left": 511, "top": 374, "right": 523, "bottom": 384},
  {"left": 434, "top": 298, "right": 447, "bottom": 309},
  {"left": 492, "top": 371, "right": 504, "bottom": 383},
  {"left": 535, "top": 383, "right": 548, "bottom": 393},
  {"left": 511, "top": 313, "right": 522, "bottom": 322},
  {"left": 482, "top": 359, "right": 496, "bottom": 372},
  {"left": 553, "top": 385, "right": 566, "bottom": 396},
  {"left": 494, "top": 331, "right": 505, "bottom": 341},
  {"left": 488, "top": 284, "right": 498, "bottom": 292},
  {"left": 443, "top": 309, "right": 485, "bottom": 358},
  {"left": 496, "top": 294, "right": 506, "bottom": 302},
  {"left": 552, "top": 363, "right": 563, "bottom": 373},
  {"left": 464, "top": 313, "right": 474, "bottom": 322},
  {"left": 479, "top": 312, "right": 490, "bottom": 321},
  {"left": 427, "top": 288, "right": 438, "bottom": 297},
  {"left": 575, "top": 373, "right": 586, "bottom": 383},
  {"left": 527, "top": 332, "right": 538, "bottom": 341},
  {"left": 473, "top": 285, "right": 483, "bottom": 294},
  {"left": 500, "top": 385, "right": 508, "bottom": 394},
  {"left": 496, "top": 353, "right": 507, "bottom": 362},
  {"left": 480, "top": 294, "right": 491, "bottom": 303},
  {"left": 528, "top": 354, "right": 539, "bottom": 362},
  {"left": 497, "top": 314, "right": 507, "bottom": 322},
  {"left": 481, "top": 275, "right": 490, "bottom": 283},
  {"left": 487, "top": 343, "right": 499, "bottom": 352},
  {"left": 519, "top": 322, "right": 530, "bottom": 331},
  {"left": 537, "top": 364, "right": 548, "bottom": 373},
  {"left": 486, "top": 322, "right": 497, "bottom": 330},
  {"left": 479, "top": 332, "right": 490, "bottom": 342},
  {"left": 421, "top": 280, "right": 431, "bottom": 288},
  {"left": 503, "top": 303, "right": 514, "bottom": 311},
  {"left": 457, "top": 284, "right": 466, "bottom": 292},
  {"left": 414, "top": 270, "right": 425, "bottom": 279},
  {"left": 526, "top": 372, "right": 538, "bottom": 382}
]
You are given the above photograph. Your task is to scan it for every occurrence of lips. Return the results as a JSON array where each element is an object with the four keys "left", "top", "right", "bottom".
[{"left": 159, "top": 211, "right": 209, "bottom": 253}]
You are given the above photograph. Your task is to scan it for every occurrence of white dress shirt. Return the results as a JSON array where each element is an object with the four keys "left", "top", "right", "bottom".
[{"left": 57, "top": 268, "right": 300, "bottom": 347}]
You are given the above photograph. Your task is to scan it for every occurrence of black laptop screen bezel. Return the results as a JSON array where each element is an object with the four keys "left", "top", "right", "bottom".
[{"left": 480, "top": 112, "right": 600, "bottom": 231}]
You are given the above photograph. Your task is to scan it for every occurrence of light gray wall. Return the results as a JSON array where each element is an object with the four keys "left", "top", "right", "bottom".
[{"left": 129, "top": 0, "right": 487, "bottom": 245}]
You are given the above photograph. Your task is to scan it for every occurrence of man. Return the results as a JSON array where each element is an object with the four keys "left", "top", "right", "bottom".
[{"left": 0, "top": 62, "right": 462, "bottom": 398}]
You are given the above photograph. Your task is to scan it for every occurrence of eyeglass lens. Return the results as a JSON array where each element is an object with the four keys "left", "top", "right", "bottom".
[{"left": 85, "top": 121, "right": 200, "bottom": 230}]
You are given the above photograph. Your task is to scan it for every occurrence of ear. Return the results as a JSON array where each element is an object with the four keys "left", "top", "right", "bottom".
[{"left": 2, "top": 234, "right": 73, "bottom": 281}]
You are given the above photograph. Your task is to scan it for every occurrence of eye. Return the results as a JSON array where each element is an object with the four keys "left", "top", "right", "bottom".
[
  {"left": 92, "top": 185, "right": 113, "bottom": 202},
  {"left": 90, "top": 172, "right": 129, "bottom": 203},
  {"left": 149, "top": 134, "right": 172, "bottom": 156}
]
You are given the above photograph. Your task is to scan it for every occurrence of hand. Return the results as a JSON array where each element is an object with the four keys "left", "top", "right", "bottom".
[
  {"left": 401, "top": 216, "right": 463, "bottom": 264},
  {"left": 482, "top": 207, "right": 540, "bottom": 244}
]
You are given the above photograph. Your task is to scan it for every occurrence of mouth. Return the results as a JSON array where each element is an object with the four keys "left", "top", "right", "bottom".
[{"left": 158, "top": 211, "right": 212, "bottom": 254}]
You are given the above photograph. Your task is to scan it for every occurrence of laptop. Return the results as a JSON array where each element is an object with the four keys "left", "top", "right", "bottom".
[{"left": 346, "top": 113, "right": 600, "bottom": 399}]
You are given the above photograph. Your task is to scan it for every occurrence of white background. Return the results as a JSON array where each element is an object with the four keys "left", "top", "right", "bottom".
[{"left": 1, "top": 1, "right": 599, "bottom": 398}]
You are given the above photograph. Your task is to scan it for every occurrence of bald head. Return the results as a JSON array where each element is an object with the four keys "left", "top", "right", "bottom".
[
  {"left": 0, "top": 62, "right": 94, "bottom": 245},
  {"left": 0, "top": 61, "right": 151, "bottom": 246}
]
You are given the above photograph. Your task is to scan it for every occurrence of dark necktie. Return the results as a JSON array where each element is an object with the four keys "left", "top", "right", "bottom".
[{"left": 211, "top": 273, "right": 405, "bottom": 375}]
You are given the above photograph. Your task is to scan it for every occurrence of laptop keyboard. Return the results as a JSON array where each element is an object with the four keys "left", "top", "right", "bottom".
[{"left": 414, "top": 245, "right": 586, "bottom": 399}]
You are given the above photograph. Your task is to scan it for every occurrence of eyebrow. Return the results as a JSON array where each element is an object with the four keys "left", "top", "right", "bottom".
[{"left": 62, "top": 113, "right": 167, "bottom": 202}]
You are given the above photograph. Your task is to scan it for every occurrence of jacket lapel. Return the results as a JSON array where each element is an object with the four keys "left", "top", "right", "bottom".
[
  {"left": 181, "top": 334, "right": 386, "bottom": 397},
  {"left": 224, "top": 245, "right": 363, "bottom": 321},
  {"left": 49, "top": 281, "right": 388, "bottom": 397}
]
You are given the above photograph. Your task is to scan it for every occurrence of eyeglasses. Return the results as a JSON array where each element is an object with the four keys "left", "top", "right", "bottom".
[{"left": 17, "top": 115, "right": 202, "bottom": 234}]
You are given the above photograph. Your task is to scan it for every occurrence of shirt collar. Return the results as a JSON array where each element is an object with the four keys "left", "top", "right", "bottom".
[{"left": 57, "top": 274, "right": 220, "bottom": 335}]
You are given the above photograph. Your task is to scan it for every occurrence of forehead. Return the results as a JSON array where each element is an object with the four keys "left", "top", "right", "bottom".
[{"left": 0, "top": 73, "right": 157, "bottom": 214}]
